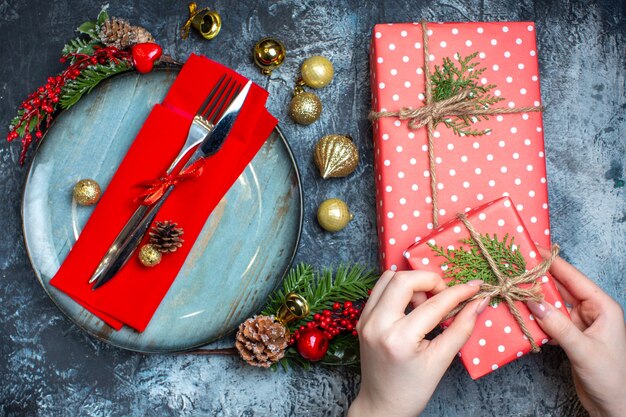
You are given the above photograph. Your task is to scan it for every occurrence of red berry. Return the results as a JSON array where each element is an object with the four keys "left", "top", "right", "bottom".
[
  {"left": 333, "top": 302, "right": 341, "bottom": 310},
  {"left": 313, "top": 313, "right": 321, "bottom": 321},
  {"left": 344, "top": 301, "right": 353, "bottom": 309},
  {"left": 296, "top": 328, "right": 329, "bottom": 361},
  {"left": 340, "top": 319, "right": 348, "bottom": 327},
  {"left": 35, "top": 131, "right": 42, "bottom": 139},
  {"left": 346, "top": 323, "right": 354, "bottom": 331},
  {"left": 352, "top": 330, "right": 358, "bottom": 336},
  {"left": 306, "top": 321, "right": 316, "bottom": 328},
  {"left": 322, "top": 309, "right": 331, "bottom": 317},
  {"left": 342, "top": 310, "right": 349, "bottom": 316},
  {"left": 299, "top": 325, "right": 306, "bottom": 331}
]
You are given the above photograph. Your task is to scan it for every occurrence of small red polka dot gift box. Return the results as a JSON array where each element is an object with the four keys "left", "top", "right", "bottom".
[
  {"left": 370, "top": 21, "right": 551, "bottom": 271},
  {"left": 405, "top": 196, "right": 569, "bottom": 380}
]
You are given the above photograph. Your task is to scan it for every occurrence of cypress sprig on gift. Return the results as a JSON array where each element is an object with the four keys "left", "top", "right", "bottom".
[
  {"left": 430, "top": 52, "right": 504, "bottom": 136},
  {"left": 429, "top": 234, "right": 526, "bottom": 303}
]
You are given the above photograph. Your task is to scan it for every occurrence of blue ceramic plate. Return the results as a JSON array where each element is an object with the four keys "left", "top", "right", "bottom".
[{"left": 21, "top": 69, "right": 302, "bottom": 353}]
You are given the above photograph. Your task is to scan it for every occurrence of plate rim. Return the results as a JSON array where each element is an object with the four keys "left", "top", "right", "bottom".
[{"left": 20, "top": 68, "right": 303, "bottom": 353}]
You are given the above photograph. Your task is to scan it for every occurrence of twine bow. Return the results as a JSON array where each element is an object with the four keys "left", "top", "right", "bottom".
[
  {"left": 443, "top": 213, "right": 560, "bottom": 352},
  {"left": 135, "top": 159, "right": 205, "bottom": 206},
  {"left": 369, "top": 20, "right": 543, "bottom": 228}
]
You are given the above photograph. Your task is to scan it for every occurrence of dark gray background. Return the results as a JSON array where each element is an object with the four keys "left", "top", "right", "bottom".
[{"left": 0, "top": 0, "right": 624, "bottom": 416}]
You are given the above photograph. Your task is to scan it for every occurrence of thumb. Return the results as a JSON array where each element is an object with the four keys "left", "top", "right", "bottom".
[{"left": 527, "top": 300, "right": 589, "bottom": 360}]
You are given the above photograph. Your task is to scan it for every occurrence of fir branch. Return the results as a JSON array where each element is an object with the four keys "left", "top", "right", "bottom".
[
  {"left": 61, "top": 37, "right": 97, "bottom": 57},
  {"left": 292, "top": 264, "right": 377, "bottom": 331},
  {"left": 429, "top": 234, "right": 526, "bottom": 304},
  {"left": 60, "top": 61, "right": 132, "bottom": 109},
  {"left": 261, "top": 263, "right": 315, "bottom": 317},
  {"left": 430, "top": 52, "right": 504, "bottom": 136}
]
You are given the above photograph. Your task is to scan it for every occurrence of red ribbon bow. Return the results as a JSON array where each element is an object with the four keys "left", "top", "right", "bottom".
[{"left": 135, "top": 159, "right": 206, "bottom": 206}]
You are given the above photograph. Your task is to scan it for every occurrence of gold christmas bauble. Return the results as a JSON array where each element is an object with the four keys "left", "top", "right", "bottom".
[
  {"left": 289, "top": 91, "right": 322, "bottom": 125},
  {"left": 317, "top": 198, "right": 353, "bottom": 232},
  {"left": 72, "top": 179, "right": 102, "bottom": 206},
  {"left": 138, "top": 244, "right": 162, "bottom": 267},
  {"left": 314, "top": 134, "right": 359, "bottom": 179},
  {"left": 253, "top": 37, "right": 286, "bottom": 75},
  {"left": 301, "top": 56, "right": 334, "bottom": 89}
]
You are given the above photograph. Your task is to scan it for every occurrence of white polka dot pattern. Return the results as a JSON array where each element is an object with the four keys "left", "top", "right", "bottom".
[
  {"left": 370, "top": 22, "right": 551, "bottom": 275},
  {"left": 403, "top": 196, "right": 569, "bottom": 380}
]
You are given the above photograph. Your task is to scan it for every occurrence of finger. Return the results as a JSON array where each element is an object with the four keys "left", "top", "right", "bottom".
[
  {"left": 400, "top": 280, "right": 482, "bottom": 335},
  {"left": 527, "top": 300, "right": 590, "bottom": 360},
  {"left": 552, "top": 278, "right": 578, "bottom": 307},
  {"left": 429, "top": 297, "right": 487, "bottom": 360},
  {"left": 371, "top": 271, "right": 447, "bottom": 322},
  {"left": 359, "top": 270, "right": 395, "bottom": 320},
  {"left": 410, "top": 291, "right": 428, "bottom": 309},
  {"left": 537, "top": 246, "right": 606, "bottom": 303}
]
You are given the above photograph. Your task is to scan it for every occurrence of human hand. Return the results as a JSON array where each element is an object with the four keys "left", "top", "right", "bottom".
[
  {"left": 527, "top": 248, "right": 626, "bottom": 417},
  {"left": 347, "top": 270, "right": 490, "bottom": 417}
]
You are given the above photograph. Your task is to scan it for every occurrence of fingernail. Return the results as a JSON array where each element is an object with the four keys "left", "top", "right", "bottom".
[
  {"left": 467, "top": 279, "right": 483, "bottom": 287},
  {"left": 527, "top": 300, "right": 548, "bottom": 319},
  {"left": 476, "top": 297, "right": 491, "bottom": 314}
]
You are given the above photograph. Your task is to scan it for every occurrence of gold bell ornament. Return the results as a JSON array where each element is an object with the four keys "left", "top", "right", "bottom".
[
  {"left": 252, "top": 37, "right": 286, "bottom": 75},
  {"left": 72, "top": 179, "right": 102, "bottom": 206},
  {"left": 181, "top": 2, "right": 221, "bottom": 40},
  {"left": 317, "top": 198, "right": 353, "bottom": 232},
  {"left": 314, "top": 134, "right": 359, "bottom": 179},
  {"left": 275, "top": 292, "right": 310, "bottom": 326}
]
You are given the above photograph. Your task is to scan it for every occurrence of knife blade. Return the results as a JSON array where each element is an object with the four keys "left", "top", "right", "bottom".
[{"left": 91, "top": 80, "right": 252, "bottom": 290}]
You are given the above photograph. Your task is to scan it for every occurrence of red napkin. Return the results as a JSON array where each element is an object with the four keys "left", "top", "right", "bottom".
[{"left": 50, "top": 54, "right": 278, "bottom": 332}]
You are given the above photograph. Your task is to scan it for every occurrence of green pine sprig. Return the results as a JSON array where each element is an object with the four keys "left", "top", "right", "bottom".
[
  {"left": 61, "top": 8, "right": 109, "bottom": 59},
  {"left": 430, "top": 52, "right": 504, "bottom": 136},
  {"left": 60, "top": 61, "right": 132, "bottom": 109},
  {"left": 262, "top": 263, "right": 377, "bottom": 331},
  {"left": 260, "top": 263, "right": 377, "bottom": 370},
  {"left": 429, "top": 234, "right": 526, "bottom": 304}
]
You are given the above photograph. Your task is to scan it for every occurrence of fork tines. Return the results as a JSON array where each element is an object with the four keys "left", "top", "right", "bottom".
[{"left": 196, "top": 75, "right": 242, "bottom": 125}]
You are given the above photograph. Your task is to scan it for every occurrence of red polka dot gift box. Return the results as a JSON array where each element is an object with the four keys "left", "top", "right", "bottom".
[
  {"left": 405, "top": 197, "right": 569, "bottom": 379},
  {"left": 370, "top": 21, "right": 551, "bottom": 271}
]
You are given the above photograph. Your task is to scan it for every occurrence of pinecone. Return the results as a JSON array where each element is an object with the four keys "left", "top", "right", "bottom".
[
  {"left": 98, "top": 17, "right": 154, "bottom": 49},
  {"left": 149, "top": 221, "right": 184, "bottom": 253},
  {"left": 235, "top": 315, "right": 289, "bottom": 368}
]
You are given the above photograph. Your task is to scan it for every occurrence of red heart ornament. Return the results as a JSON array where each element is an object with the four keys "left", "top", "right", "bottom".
[{"left": 131, "top": 43, "right": 163, "bottom": 74}]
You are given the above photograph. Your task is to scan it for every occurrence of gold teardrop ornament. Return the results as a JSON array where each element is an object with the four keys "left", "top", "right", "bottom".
[
  {"left": 317, "top": 198, "right": 353, "bottom": 232},
  {"left": 288, "top": 91, "right": 322, "bottom": 125},
  {"left": 314, "top": 134, "right": 359, "bottom": 179}
]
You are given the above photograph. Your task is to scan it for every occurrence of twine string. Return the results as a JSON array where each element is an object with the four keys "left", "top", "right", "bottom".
[
  {"left": 369, "top": 20, "right": 543, "bottom": 228},
  {"left": 442, "top": 213, "right": 560, "bottom": 352}
]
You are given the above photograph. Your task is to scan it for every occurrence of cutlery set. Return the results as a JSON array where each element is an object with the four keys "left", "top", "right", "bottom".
[{"left": 89, "top": 76, "right": 252, "bottom": 289}]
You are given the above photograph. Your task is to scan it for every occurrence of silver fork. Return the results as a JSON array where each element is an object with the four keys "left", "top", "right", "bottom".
[{"left": 88, "top": 75, "right": 238, "bottom": 285}]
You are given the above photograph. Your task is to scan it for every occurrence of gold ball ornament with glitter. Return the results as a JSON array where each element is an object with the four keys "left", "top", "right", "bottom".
[
  {"left": 289, "top": 90, "right": 322, "bottom": 125},
  {"left": 317, "top": 198, "right": 353, "bottom": 232},
  {"left": 314, "top": 134, "right": 359, "bottom": 179},
  {"left": 138, "top": 244, "right": 162, "bottom": 267},
  {"left": 253, "top": 37, "right": 286, "bottom": 75},
  {"left": 301, "top": 56, "right": 334, "bottom": 88},
  {"left": 72, "top": 179, "right": 102, "bottom": 206}
]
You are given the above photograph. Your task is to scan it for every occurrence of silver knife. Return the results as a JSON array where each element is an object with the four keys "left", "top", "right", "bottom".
[{"left": 91, "top": 80, "right": 252, "bottom": 290}]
